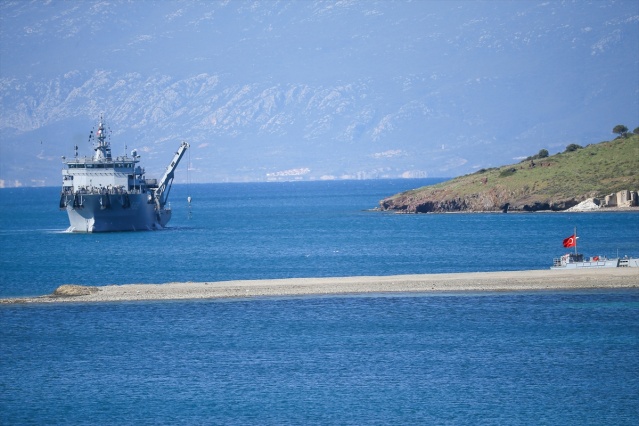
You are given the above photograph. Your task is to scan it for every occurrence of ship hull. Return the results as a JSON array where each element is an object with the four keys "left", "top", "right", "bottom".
[
  {"left": 62, "top": 193, "right": 171, "bottom": 233},
  {"left": 550, "top": 259, "right": 619, "bottom": 269},
  {"left": 551, "top": 256, "right": 639, "bottom": 269}
]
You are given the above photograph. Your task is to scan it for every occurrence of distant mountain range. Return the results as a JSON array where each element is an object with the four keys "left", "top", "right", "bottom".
[{"left": 1, "top": 1, "right": 638, "bottom": 187}]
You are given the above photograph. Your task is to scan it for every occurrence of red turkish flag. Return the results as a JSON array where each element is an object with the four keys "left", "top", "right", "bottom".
[{"left": 563, "top": 234, "right": 576, "bottom": 248}]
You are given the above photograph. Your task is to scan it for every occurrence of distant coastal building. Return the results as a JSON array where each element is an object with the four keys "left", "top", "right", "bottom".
[{"left": 266, "top": 168, "right": 311, "bottom": 181}]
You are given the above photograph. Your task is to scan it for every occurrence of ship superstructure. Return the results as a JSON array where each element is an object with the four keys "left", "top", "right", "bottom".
[{"left": 59, "top": 118, "right": 188, "bottom": 232}]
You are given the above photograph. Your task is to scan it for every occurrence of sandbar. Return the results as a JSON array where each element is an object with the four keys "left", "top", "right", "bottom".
[{"left": 1, "top": 268, "right": 638, "bottom": 304}]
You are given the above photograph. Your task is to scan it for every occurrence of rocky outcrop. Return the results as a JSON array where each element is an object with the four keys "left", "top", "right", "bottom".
[
  {"left": 379, "top": 190, "right": 580, "bottom": 213},
  {"left": 53, "top": 285, "right": 99, "bottom": 297},
  {"left": 378, "top": 189, "right": 639, "bottom": 213}
]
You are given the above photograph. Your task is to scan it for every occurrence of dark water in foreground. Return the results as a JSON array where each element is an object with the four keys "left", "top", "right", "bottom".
[
  {"left": 1, "top": 180, "right": 638, "bottom": 424},
  {"left": 2, "top": 291, "right": 638, "bottom": 424}
]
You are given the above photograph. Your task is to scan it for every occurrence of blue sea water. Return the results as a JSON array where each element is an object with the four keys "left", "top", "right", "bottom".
[
  {"left": 1, "top": 180, "right": 638, "bottom": 297},
  {"left": 1, "top": 180, "right": 639, "bottom": 424}
]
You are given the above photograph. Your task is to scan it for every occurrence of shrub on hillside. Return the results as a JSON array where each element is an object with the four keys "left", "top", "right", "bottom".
[{"left": 499, "top": 168, "right": 517, "bottom": 177}]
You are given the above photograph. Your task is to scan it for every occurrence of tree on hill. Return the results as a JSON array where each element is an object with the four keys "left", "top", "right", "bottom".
[
  {"left": 523, "top": 148, "right": 549, "bottom": 162},
  {"left": 633, "top": 127, "right": 639, "bottom": 135},
  {"left": 565, "top": 143, "right": 582, "bottom": 153},
  {"left": 613, "top": 124, "right": 628, "bottom": 137}
]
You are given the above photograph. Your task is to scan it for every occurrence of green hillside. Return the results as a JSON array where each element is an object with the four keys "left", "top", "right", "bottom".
[{"left": 380, "top": 134, "right": 639, "bottom": 212}]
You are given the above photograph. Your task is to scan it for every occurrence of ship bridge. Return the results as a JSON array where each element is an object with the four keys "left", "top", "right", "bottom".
[
  {"left": 62, "top": 156, "right": 143, "bottom": 194},
  {"left": 61, "top": 119, "right": 149, "bottom": 195}
]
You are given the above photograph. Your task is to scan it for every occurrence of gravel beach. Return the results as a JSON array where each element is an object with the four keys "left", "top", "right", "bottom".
[{"left": 2, "top": 269, "right": 638, "bottom": 304}]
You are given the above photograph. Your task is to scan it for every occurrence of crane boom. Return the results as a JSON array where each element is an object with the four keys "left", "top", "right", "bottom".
[{"left": 154, "top": 141, "right": 189, "bottom": 209}]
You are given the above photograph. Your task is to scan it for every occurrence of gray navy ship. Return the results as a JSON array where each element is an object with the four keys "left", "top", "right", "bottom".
[{"left": 59, "top": 118, "right": 189, "bottom": 232}]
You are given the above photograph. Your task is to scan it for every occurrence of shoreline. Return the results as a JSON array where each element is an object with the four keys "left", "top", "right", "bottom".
[
  {"left": 2, "top": 269, "right": 638, "bottom": 305},
  {"left": 376, "top": 206, "right": 639, "bottom": 214}
]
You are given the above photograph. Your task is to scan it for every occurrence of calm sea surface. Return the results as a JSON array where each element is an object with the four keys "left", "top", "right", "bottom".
[{"left": 1, "top": 180, "right": 638, "bottom": 424}]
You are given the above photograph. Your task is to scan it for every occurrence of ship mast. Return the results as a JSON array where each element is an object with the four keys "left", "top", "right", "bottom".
[{"left": 91, "top": 116, "right": 112, "bottom": 162}]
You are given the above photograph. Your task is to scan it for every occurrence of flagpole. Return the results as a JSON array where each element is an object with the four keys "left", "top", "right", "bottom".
[{"left": 574, "top": 226, "right": 577, "bottom": 255}]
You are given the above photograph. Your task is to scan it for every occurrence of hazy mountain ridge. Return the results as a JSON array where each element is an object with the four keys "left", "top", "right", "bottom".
[
  {"left": 1, "top": 0, "right": 638, "bottom": 186},
  {"left": 2, "top": 69, "right": 435, "bottom": 183}
]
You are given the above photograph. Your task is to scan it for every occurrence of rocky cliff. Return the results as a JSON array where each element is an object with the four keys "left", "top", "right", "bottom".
[{"left": 379, "top": 186, "right": 581, "bottom": 213}]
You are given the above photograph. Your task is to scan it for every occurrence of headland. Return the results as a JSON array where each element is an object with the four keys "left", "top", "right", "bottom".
[{"left": 379, "top": 135, "right": 639, "bottom": 213}]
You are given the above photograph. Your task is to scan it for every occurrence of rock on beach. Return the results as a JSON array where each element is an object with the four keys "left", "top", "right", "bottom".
[{"left": 52, "top": 285, "right": 99, "bottom": 297}]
